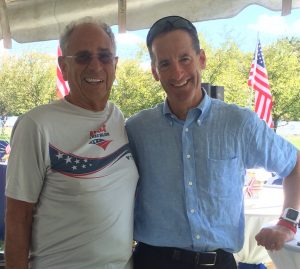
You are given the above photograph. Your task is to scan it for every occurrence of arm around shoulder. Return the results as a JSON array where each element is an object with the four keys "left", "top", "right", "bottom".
[{"left": 5, "top": 197, "right": 35, "bottom": 269}]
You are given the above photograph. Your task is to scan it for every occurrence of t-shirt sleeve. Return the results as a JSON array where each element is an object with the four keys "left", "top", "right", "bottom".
[{"left": 5, "top": 115, "right": 46, "bottom": 203}]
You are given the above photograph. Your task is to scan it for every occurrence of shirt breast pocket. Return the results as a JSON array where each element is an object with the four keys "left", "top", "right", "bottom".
[
  {"left": 201, "top": 157, "right": 243, "bottom": 226},
  {"left": 205, "top": 157, "right": 241, "bottom": 198}
]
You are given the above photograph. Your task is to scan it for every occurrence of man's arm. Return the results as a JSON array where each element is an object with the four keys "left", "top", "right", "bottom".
[
  {"left": 5, "top": 197, "right": 35, "bottom": 269},
  {"left": 255, "top": 151, "right": 300, "bottom": 250},
  {"left": 282, "top": 151, "right": 300, "bottom": 210}
]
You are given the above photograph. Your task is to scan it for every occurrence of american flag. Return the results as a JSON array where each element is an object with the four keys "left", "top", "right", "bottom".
[
  {"left": 56, "top": 45, "right": 70, "bottom": 98},
  {"left": 248, "top": 40, "right": 273, "bottom": 128}
]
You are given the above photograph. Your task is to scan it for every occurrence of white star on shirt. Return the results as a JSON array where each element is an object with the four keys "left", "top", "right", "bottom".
[
  {"left": 56, "top": 152, "right": 64, "bottom": 159},
  {"left": 65, "top": 156, "right": 72, "bottom": 164}
]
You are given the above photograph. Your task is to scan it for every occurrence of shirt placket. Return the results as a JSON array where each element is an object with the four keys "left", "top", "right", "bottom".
[{"left": 182, "top": 120, "right": 202, "bottom": 247}]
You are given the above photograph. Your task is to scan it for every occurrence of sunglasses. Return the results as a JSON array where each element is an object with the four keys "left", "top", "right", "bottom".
[
  {"left": 63, "top": 51, "right": 116, "bottom": 65},
  {"left": 146, "top": 15, "right": 197, "bottom": 48}
]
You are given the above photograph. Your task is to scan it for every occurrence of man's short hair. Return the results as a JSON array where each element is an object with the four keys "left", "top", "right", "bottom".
[{"left": 59, "top": 17, "right": 116, "bottom": 56}]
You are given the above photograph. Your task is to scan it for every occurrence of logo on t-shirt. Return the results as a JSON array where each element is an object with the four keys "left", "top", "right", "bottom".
[{"left": 89, "top": 124, "right": 111, "bottom": 150}]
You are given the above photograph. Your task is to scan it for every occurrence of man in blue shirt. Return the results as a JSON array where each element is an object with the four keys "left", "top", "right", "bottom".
[{"left": 126, "top": 16, "right": 300, "bottom": 269}]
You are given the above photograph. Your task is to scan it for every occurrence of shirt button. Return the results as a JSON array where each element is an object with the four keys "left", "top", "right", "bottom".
[
  {"left": 188, "top": 181, "right": 193, "bottom": 186},
  {"left": 196, "top": 234, "right": 200, "bottom": 240},
  {"left": 190, "top": 209, "right": 195, "bottom": 213},
  {"left": 186, "top": 154, "right": 191, "bottom": 159},
  {"left": 197, "top": 120, "right": 201, "bottom": 125},
  {"left": 185, "top": 128, "right": 189, "bottom": 132}
]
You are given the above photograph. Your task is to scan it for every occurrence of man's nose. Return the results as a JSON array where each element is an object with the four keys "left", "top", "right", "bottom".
[
  {"left": 88, "top": 55, "right": 103, "bottom": 69},
  {"left": 171, "top": 62, "right": 184, "bottom": 80}
]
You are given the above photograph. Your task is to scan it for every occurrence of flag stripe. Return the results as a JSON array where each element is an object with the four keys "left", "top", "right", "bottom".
[
  {"left": 248, "top": 39, "right": 273, "bottom": 128},
  {"left": 253, "top": 84, "right": 272, "bottom": 98},
  {"left": 56, "top": 45, "right": 70, "bottom": 98}
]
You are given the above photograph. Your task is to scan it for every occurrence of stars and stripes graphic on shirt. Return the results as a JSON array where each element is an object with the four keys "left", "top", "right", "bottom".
[
  {"left": 248, "top": 39, "right": 273, "bottom": 128},
  {"left": 49, "top": 143, "right": 131, "bottom": 178},
  {"left": 56, "top": 45, "right": 70, "bottom": 98}
]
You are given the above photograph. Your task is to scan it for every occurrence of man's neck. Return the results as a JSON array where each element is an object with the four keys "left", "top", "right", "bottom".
[
  {"left": 167, "top": 96, "right": 203, "bottom": 120},
  {"left": 65, "top": 94, "right": 107, "bottom": 112}
]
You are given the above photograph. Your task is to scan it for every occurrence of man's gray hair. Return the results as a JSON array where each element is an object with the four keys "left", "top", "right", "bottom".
[{"left": 59, "top": 17, "right": 116, "bottom": 55}]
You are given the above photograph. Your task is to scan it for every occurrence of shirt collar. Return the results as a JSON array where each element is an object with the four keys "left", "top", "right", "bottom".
[{"left": 163, "top": 88, "right": 212, "bottom": 126}]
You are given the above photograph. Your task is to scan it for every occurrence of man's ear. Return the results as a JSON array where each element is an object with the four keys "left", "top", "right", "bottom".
[
  {"left": 114, "top": 56, "right": 119, "bottom": 71},
  {"left": 58, "top": 56, "right": 68, "bottom": 81},
  {"left": 199, "top": 49, "right": 206, "bottom": 70},
  {"left": 112, "top": 56, "right": 118, "bottom": 81},
  {"left": 151, "top": 65, "right": 159, "bottom": 81}
]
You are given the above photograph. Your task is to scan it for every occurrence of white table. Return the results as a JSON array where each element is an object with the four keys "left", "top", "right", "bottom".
[
  {"left": 235, "top": 185, "right": 283, "bottom": 266},
  {"left": 267, "top": 229, "right": 300, "bottom": 269}
]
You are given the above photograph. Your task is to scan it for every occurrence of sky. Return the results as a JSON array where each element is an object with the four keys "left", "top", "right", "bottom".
[{"left": 1, "top": 4, "right": 300, "bottom": 60}]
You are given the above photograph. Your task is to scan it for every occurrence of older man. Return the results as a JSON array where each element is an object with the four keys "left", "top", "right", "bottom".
[{"left": 5, "top": 17, "right": 138, "bottom": 269}]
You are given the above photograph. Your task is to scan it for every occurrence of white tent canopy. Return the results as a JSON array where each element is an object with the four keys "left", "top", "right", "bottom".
[{"left": 1, "top": 0, "right": 300, "bottom": 48}]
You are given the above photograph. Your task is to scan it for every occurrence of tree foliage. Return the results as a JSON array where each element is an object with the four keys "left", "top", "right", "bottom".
[
  {"left": 111, "top": 59, "right": 165, "bottom": 118},
  {"left": 202, "top": 39, "right": 251, "bottom": 108},
  {"left": 0, "top": 53, "right": 57, "bottom": 116},
  {"left": 263, "top": 39, "right": 300, "bottom": 126},
  {"left": 201, "top": 36, "right": 300, "bottom": 124},
  {"left": 1, "top": 36, "right": 300, "bottom": 126}
]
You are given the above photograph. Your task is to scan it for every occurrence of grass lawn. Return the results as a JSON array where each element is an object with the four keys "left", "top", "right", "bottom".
[
  {"left": 283, "top": 135, "right": 300, "bottom": 149},
  {"left": 0, "top": 128, "right": 11, "bottom": 141}
]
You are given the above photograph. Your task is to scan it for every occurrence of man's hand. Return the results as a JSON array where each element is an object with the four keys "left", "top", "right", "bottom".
[{"left": 255, "top": 224, "right": 295, "bottom": 251}]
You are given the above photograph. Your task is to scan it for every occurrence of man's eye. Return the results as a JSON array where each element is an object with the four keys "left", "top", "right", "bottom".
[
  {"left": 76, "top": 54, "right": 92, "bottom": 63},
  {"left": 99, "top": 54, "right": 113, "bottom": 63},
  {"left": 158, "top": 62, "right": 169, "bottom": 69},
  {"left": 181, "top": 56, "right": 191, "bottom": 63}
]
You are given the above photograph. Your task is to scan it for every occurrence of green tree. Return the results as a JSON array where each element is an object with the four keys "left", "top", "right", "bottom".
[
  {"left": 0, "top": 52, "right": 57, "bottom": 116},
  {"left": 2, "top": 37, "right": 298, "bottom": 129},
  {"left": 201, "top": 36, "right": 300, "bottom": 128},
  {"left": 287, "top": 37, "right": 300, "bottom": 62},
  {"left": 111, "top": 59, "right": 164, "bottom": 118},
  {"left": 202, "top": 39, "right": 251, "bottom": 107},
  {"left": 264, "top": 38, "right": 300, "bottom": 128}
]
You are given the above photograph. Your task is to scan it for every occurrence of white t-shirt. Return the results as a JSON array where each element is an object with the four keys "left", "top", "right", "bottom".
[{"left": 6, "top": 99, "right": 138, "bottom": 269}]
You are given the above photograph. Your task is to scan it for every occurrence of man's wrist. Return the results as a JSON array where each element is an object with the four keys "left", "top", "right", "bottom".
[
  {"left": 280, "top": 208, "right": 300, "bottom": 225},
  {"left": 277, "top": 218, "right": 297, "bottom": 234}
]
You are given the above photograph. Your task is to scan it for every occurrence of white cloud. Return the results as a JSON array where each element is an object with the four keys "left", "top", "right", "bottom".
[
  {"left": 293, "top": 20, "right": 300, "bottom": 34},
  {"left": 115, "top": 32, "right": 144, "bottom": 46},
  {"left": 0, "top": 40, "right": 10, "bottom": 59},
  {"left": 0, "top": 40, "right": 3, "bottom": 55},
  {"left": 248, "top": 14, "right": 300, "bottom": 36},
  {"left": 115, "top": 32, "right": 145, "bottom": 59},
  {"left": 139, "top": 61, "right": 151, "bottom": 71}
]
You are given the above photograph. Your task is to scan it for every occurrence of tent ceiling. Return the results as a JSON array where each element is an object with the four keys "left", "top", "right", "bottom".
[{"left": 1, "top": 0, "right": 300, "bottom": 48}]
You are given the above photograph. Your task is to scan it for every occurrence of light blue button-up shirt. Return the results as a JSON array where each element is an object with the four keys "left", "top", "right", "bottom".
[{"left": 126, "top": 91, "right": 298, "bottom": 253}]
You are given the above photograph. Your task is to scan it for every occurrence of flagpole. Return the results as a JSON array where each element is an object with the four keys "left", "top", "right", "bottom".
[
  {"left": 248, "top": 35, "right": 258, "bottom": 110},
  {"left": 251, "top": 32, "right": 260, "bottom": 110}
]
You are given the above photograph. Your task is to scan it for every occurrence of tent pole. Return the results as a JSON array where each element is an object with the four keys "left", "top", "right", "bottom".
[
  {"left": 118, "top": 0, "right": 126, "bottom": 33},
  {"left": 0, "top": 0, "right": 12, "bottom": 49},
  {"left": 282, "top": 0, "right": 292, "bottom": 15}
]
